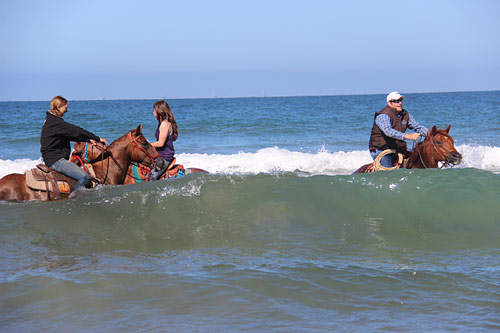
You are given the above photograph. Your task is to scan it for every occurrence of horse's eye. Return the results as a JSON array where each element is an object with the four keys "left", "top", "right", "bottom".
[{"left": 436, "top": 140, "right": 442, "bottom": 145}]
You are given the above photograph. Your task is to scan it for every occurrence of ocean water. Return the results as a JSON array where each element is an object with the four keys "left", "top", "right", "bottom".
[{"left": 1, "top": 91, "right": 500, "bottom": 331}]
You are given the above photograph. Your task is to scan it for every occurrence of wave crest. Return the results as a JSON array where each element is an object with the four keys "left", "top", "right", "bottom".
[{"left": 1, "top": 144, "right": 499, "bottom": 179}]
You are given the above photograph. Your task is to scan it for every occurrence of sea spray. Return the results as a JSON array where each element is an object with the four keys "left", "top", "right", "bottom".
[{"left": 2, "top": 144, "right": 499, "bottom": 178}]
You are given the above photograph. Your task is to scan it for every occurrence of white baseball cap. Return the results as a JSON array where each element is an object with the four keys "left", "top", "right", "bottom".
[{"left": 386, "top": 91, "right": 405, "bottom": 103}]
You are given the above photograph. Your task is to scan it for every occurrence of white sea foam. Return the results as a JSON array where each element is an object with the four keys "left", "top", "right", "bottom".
[
  {"left": 0, "top": 158, "right": 42, "bottom": 179},
  {"left": 1, "top": 144, "right": 499, "bottom": 178},
  {"left": 177, "top": 144, "right": 500, "bottom": 175},
  {"left": 178, "top": 147, "right": 371, "bottom": 175},
  {"left": 457, "top": 144, "right": 500, "bottom": 171}
]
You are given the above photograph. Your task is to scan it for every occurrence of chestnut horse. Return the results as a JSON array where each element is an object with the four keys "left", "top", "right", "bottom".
[
  {"left": 72, "top": 139, "right": 208, "bottom": 184},
  {"left": 353, "top": 125, "right": 462, "bottom": 174},
  {"left": 0, "top": 125, "right": 162, "bottom": 201}
]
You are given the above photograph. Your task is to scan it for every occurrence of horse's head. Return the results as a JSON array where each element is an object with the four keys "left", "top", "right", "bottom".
[
  {"left": 126, "top": 125, "right": 163, "bottom": 170},
  {"left": 72, "top": 141, "right": 105, "bottom": 164},
  {"left": 426, "top": 125, "right": 462, "bottom": 166}
]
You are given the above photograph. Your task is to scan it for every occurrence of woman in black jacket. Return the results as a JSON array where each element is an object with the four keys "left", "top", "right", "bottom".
[{"left": 40, "top": 96, "right": 108, "bottom": 193}]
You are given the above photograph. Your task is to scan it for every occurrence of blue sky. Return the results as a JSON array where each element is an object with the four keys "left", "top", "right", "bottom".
[{"left": 1, "top": 0, "right": 499, "bottom": 101}]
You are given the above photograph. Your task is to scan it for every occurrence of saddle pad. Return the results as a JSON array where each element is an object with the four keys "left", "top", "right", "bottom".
[
  {"left": 131, "top": 163, "right": 150, "bottom": 182},
  {"left": 25, "top": 168, "right": 71, "bottom": 194}
]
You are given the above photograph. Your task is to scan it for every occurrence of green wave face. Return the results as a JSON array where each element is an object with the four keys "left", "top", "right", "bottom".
[{"left": 3, "top": 168, "right": 499, "bottom": 256}]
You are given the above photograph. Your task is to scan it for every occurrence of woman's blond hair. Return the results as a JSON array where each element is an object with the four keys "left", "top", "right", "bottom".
[{"left": 50, "top": 96, "right": 68, "bottom": 116}]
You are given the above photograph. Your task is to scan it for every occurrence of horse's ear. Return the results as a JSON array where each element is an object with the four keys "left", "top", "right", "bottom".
[
  {"left": 430, "top": 126, "right": 437, "bottom": 136},
  {"left": 444, "top": 125, "right": 451, "bottom": 133},
  {"left": 134, "top": 124, "right": 142, "bottom": 135}
]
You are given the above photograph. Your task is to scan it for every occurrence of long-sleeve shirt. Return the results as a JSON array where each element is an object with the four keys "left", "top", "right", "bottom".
[
  {"left": 41, "top": 111, "right": 100, "bottom": 167},
  {"left": 375, "top": 113, "right": 428, "bottom": 141}
]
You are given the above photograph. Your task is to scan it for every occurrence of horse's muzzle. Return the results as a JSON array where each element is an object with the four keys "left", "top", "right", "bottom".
[{"left": 448, "top": 151, "right": 462, "bottom": 165}]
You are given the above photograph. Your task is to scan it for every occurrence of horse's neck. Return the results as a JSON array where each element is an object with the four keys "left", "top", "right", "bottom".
[
  {"left": 408, "top": 141, "right": 438, "bottom": 169},
  {"left": 91, "top": 142, "right": 131, "bottom": 185}
]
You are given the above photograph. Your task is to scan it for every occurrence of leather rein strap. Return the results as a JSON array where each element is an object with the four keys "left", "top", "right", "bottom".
[{"left": 84, "top": 142, "right": 122, "bottom": 184}]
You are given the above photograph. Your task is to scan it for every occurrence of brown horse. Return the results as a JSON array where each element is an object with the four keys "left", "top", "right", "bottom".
[
  {"left": 72, "top": 140, "right": 208, "bottom": 184},
  {"left": 353, "top": 125, "right": 462, "bottom": 174},
  {"left": 0, "top": 125, "right": 163, "bottom": 201}
]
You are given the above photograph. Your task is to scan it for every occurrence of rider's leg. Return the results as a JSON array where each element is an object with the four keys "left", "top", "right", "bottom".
[{"left": 50, "top": 158, "right": 91, "bottom": 191}]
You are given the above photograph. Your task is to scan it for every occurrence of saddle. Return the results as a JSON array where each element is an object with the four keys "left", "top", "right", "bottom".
[
  {"left": 25, "top": 164, "right": 77, "bottom": 200},
  {"left": 162, "top": 162, "right": 185, "bottom": 180},
  {"left": 132, "top": 158, "right": 185, "bottom": 182}
]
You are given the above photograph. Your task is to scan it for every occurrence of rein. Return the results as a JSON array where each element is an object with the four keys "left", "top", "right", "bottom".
[
  {"left": 87, "top": 143, "right": 124, "bottom": 172},
  {"left": 73, "top": 142, "right": 122, "bottom": 184},
  {"left": 413, "top": 138, "right": 428, "bottom": 169}
]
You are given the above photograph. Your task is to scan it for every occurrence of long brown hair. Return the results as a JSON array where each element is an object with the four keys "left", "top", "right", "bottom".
[
  {"left": 50, "top": 96, "right": 68, "bottom": 116},
  {"left": 153, "top": 100, "right": 178, "bottom": 141}
]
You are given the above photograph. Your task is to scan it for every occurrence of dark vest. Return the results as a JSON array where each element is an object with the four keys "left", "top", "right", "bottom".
[{"left": 369, "top": 106, "right": 410, "bottom": 155}]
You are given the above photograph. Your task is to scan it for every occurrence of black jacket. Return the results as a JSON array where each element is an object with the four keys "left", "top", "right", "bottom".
[{"left": 40, "top": 111, "right": 100, "bottom": 167}]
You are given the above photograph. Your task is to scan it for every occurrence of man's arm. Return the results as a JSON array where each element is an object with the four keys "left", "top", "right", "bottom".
[
  {"left": 375, "top": 114, "right": 406, "bottom": 140},
  {"left": 407, "top": 114, "right": 428, "bottom": 136}
]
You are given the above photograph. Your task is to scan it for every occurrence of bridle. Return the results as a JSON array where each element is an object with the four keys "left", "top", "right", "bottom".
[
  {"left": 414, "top": 133, "right": 454, "bottom": 169},
  {"left": 127, "top": 132, "right": 161, "bottom": 168},
  {"left": 126, "top": 132, "right": 162, "bottom": 182}
]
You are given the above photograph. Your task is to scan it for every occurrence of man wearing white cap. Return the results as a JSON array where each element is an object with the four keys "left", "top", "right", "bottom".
[{"left": 368, "top": 91, "right": 428, "bottom": 168}]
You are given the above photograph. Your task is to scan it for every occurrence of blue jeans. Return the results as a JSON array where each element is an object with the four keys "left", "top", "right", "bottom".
[
  {"left": 370, "top": 150, "right": 396, "bottom": 168},
  {"left": 50, "top": 158, "right": 91, "bottom": 191}
]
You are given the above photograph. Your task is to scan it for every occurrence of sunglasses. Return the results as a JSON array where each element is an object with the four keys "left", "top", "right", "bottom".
[{"left": 390, "top": 98, "right": 403, "bottom": 103}]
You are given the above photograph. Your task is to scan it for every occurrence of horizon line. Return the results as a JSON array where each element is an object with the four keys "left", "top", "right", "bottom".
[{"left": 1, "top": 88, "right": 499, "bottom": 103}]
